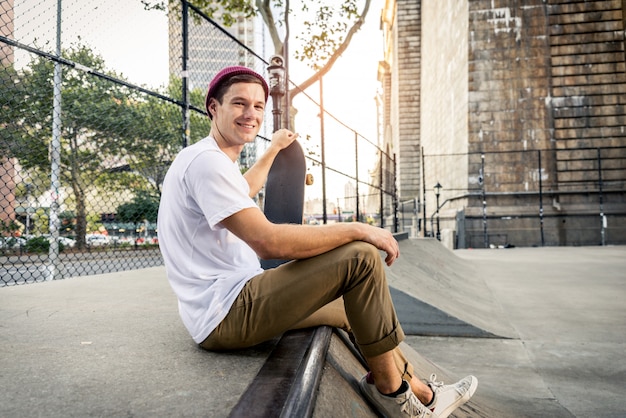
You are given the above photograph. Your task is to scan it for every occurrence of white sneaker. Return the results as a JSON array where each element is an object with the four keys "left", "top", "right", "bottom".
[
  {"left": 359, "top": 373, "right": 432, "bottom": 418},
  {"left": 426, "top": 374, "right": 478, "bottom": 418}
]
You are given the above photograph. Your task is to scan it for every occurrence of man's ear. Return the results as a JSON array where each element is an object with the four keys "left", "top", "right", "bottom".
[{"left": 208, "top": 99, "right": 217, "bottom": 117}]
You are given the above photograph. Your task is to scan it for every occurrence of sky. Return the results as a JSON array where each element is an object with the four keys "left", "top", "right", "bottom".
[{"left": 12, "top": 0, "right": 385, "bottom": 204}]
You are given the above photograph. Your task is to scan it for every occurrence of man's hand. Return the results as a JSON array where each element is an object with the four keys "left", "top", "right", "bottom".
[
  {"left": 360, "top": 224, "right": 400, "bottom": 266},
  {"left": 270, "top": 129, "right": 298, "bottom": 151},
  {"left": 244, "top": 129, "right": 299, "bottom": 197}
]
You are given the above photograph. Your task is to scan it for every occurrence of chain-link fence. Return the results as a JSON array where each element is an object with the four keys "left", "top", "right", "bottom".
[{"left": 1, "top": 1, "right": 397, "bottom": 286}]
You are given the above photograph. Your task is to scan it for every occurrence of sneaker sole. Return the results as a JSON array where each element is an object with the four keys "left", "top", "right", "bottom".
[
  {"left": 436, "top": 376, "right": 478, "bottom": 418},
  {"left": 359, "top": 379, "right": 391, "bottom": 418}
]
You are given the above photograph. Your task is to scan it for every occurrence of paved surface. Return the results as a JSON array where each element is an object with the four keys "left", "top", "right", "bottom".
[
  {"left": 1, "top": 240, "right": 625, "bottom": 417},
  {"left": 398, "top": 243, "right": 626, "bottom": 418}
]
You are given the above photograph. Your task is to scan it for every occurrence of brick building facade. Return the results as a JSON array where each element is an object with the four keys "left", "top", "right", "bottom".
[{"left": 379, "top": 0, "right": 626, "bottom": 247}]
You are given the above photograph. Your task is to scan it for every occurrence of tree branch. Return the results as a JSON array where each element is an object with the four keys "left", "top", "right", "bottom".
[
  {"left": 255, "top": 0, "right": 284, "bottom": 55},
  {"left": 288, "top": 0, "right": 371, "bottom": 100}
]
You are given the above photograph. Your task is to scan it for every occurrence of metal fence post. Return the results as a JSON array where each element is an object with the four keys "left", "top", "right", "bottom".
[
  {"left": 481, "top": 153, "right": 488, "bottom": 248},
  {"left": 47, "top": 0, "right": 63, "bottom": 281},
  {"left": 181, "top": 0, "right": 190, "bottom": 148},
  {"left": 421, "top": 146, "right": 426, "bottom": 237},
  {"left": 393, "top": 153, "right": 398, "bottom": 233},
  {"left": 379, "top": 151, "right": 384, "bottom": 228},
  {"left": 319, "top": 76, "right": 327, "bottom": 225},
  {"left": 598, "top": 147, "right": 605, "bottom": 246},
  {"left": 538, "top": 150, "right": 545, "bottom": 246},
  {"left": 354, "top": 131, "right": 360, "bottom": 222}
]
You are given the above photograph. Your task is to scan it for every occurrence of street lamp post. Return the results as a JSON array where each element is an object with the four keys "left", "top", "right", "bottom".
[
  {"left": 434, "top": 182, "right": 442, "bottom": 241},
  {"left": 267, "top": 55, "right": 286, "bottom": 132}
]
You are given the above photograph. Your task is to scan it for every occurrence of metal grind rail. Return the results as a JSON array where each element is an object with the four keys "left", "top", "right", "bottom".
[{"left": 228, "top": 326, "right": 333, "bottom": 418}]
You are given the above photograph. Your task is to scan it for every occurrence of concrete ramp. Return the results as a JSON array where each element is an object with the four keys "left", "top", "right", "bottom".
[
  {"left": 229, "top": 325, "right": 516, "bottom": 418},
  {"left": 385, "top": 239, "right": 517, "bottom": 339},
  {"left": 312, "top": 329, "right": 519, "bottom": 418}
]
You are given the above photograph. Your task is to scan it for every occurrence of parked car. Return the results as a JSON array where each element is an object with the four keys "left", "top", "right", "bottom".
[
  {"left": 86, "top": 234, "right": 110, "bottom": 246},
  {"left": 0, "top": 237, "right": 27, "bottom": 249},
  {"left": 43, "top": 235, "right": 76, "bottom": 248},
  {"left": 57, "top": 237, "right": 76, "bottom": 248}
]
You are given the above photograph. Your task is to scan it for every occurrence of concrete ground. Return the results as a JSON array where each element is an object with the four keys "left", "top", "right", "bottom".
[
  {"left": 399, "top": 243, "right": 626, "bottom": 418},
  {"left": 0, "top": 241, "right": 624, "bottom": 417}
]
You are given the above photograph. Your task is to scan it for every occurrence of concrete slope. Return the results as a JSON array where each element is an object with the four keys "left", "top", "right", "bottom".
[
  {"left": 313, "top": 330, "right": 545, "bottom": 418},
  {"left": 385, "top": 238, "right": 517, "bottom": 339}
]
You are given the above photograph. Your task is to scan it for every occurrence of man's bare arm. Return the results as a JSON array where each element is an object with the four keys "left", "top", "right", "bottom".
[
  {"left": 244, "top": 129, "right": 298, "bottom": 197},
  {"left": 221, "top": 207, "right": 400, "bottom": 266}
]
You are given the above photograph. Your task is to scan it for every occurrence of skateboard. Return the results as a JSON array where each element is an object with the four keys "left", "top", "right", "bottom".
[{"left": 261, "top": 140, "right": 306, "bottom": 269}]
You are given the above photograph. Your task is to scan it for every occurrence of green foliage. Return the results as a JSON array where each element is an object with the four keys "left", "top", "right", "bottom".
[
  {"left": 32, "top": 208, "right": 50, "bottom": 235},
  {"left": 86, "top": 213, "right": 105, "bottom": 235},
  {"left": 25, "top": 236, "right": 50, "bottom": 253},
  {"left": 116, "top": 192, "right": 160, "bottom": 225},
  {"left": 114, "top": 75, "right": 210, "bottom": 196},
  {"left": 2, "top": 44, "right": 206, "bottom": 248},
  {"left": 60, "top": 211, "right": 76, "bottom": 234},
  {"left": 142, "top": 0, "right": 257, "bottom": 26},
  {"left": 142, "top": 1, "right": 369, "bottom": 73},
  {"left": 295, "top": 1, "right": 361, "bottom": 70},
  {"left": 2, "top": 44, "right": 142, "bottom": 247}
]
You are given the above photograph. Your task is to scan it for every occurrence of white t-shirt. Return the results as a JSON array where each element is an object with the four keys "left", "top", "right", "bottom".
[{"left": 157, "top": 136, "right": 263, "bottom": 343}]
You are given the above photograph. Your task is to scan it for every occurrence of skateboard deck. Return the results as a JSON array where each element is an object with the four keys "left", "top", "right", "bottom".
[{"left": 261, "top": 140, "right": 306, "bottom": 269}]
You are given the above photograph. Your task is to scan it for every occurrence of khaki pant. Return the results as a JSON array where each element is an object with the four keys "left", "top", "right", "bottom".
[{"left": 200, "top": 241, "right": 415, "bottom": 380}]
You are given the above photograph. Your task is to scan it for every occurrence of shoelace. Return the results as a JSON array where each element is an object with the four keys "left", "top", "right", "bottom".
[
  {"left": 428, "top": 373, "right": 444, "bottom": 391},
  {"left": 429, "top": 373, "right": 469, "bottom": 395}
]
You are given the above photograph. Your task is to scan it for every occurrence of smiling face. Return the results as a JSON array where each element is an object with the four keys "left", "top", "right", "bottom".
[{"left": 209, "top": 81, "right": 266, "bottom": 158}]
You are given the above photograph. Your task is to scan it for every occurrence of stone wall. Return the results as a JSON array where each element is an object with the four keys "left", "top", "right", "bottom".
[
  {"left": 421, "top": 0, "right": 470, "bottom": 224},
  {"left": 382, "top": 0, "right": 626, "bottom": 246},
  {"left": 395, "top": 0, "right": 422, "bottom": 201}
]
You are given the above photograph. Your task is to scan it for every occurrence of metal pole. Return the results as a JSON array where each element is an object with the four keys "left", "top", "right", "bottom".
[
  {"left": 268, "top": 55, "right": 285, "bottom": 133},
  {"left": 272, "top": 95, "right": 281, "bottom": 131},
  {"left": 481, "top": 153, "right": 488, "bottom": 248},
  {"left": 436, "top": 192, "right": 441, "bottom": 241},
  {"left": 538, "top": 150, "right": 545, "bottom": 246},
  {"left": 379, "top": 151, "right": 384, "bottom": 228},
  {"left": 319, "top": 76, "right": 327, "bottom": 224},
  {"left": 47, "top": 0, "right": 62, "bottom": 281},
  {"left": 393, "top": 154, "right": 398, "bottom": 233},
  {"left": 283, "top": 0, "right": 290, "bottom": 130},
  {"left": 25, "top": 184, "right": 32, "bottom": 235},
  {"left": 421, "top": 146, "right": 426, "bottom": 236},
  {"left": 598, "top": 148, "right": 605, "bottom": 245},
  {"left": 181, "top": 0, "right": 190, "bottom": 148},
  {"left": 354, "top": 131, "right": 360, "bottom": 222}
]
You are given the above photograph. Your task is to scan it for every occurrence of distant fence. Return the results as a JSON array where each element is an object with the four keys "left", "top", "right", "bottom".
[
  {"left": 420, "top": 146, "right": 626, "bottom": 248},
  {"left": 0, "top": 1, "right": 396, "bottom": 286}
]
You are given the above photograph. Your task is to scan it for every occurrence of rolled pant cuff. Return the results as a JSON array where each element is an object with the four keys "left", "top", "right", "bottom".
[{"left": 357, "top": 323, "right": 405, "bottom": 358}]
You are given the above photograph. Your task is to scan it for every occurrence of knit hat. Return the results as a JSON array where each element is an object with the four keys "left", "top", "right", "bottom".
[{"left": 205, "top": 66, "right": 269, "bottom": 118}]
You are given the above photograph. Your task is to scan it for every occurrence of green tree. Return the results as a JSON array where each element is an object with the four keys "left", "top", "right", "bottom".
[
  {"left": 114, "top": 76, "right": 210, "bottom": 197},
  {"left": 32, "top": 208, "right": 50, "bottom": 235},
  {"left": 144, "top": 0, "right": 372, "bottom": 122},
  {"left": 116, "top": 192, "right": 160, "bottom": 241},
  {"left": 86, "top": 213, "right": 106, "bottom": 235},
  {"left": 59, "top": 210, "right": 76, "bottom": 235},
  {"left": 2, "top": 44, "right": 140, "bottom": 248},
  {"left": 117, "top": 192, "right": 159, "bottom": 224}
]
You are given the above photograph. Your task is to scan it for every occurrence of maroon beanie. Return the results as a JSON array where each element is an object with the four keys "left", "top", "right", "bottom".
[{"left": 205, "top": 66, "right": 269, "bottom": 118}]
